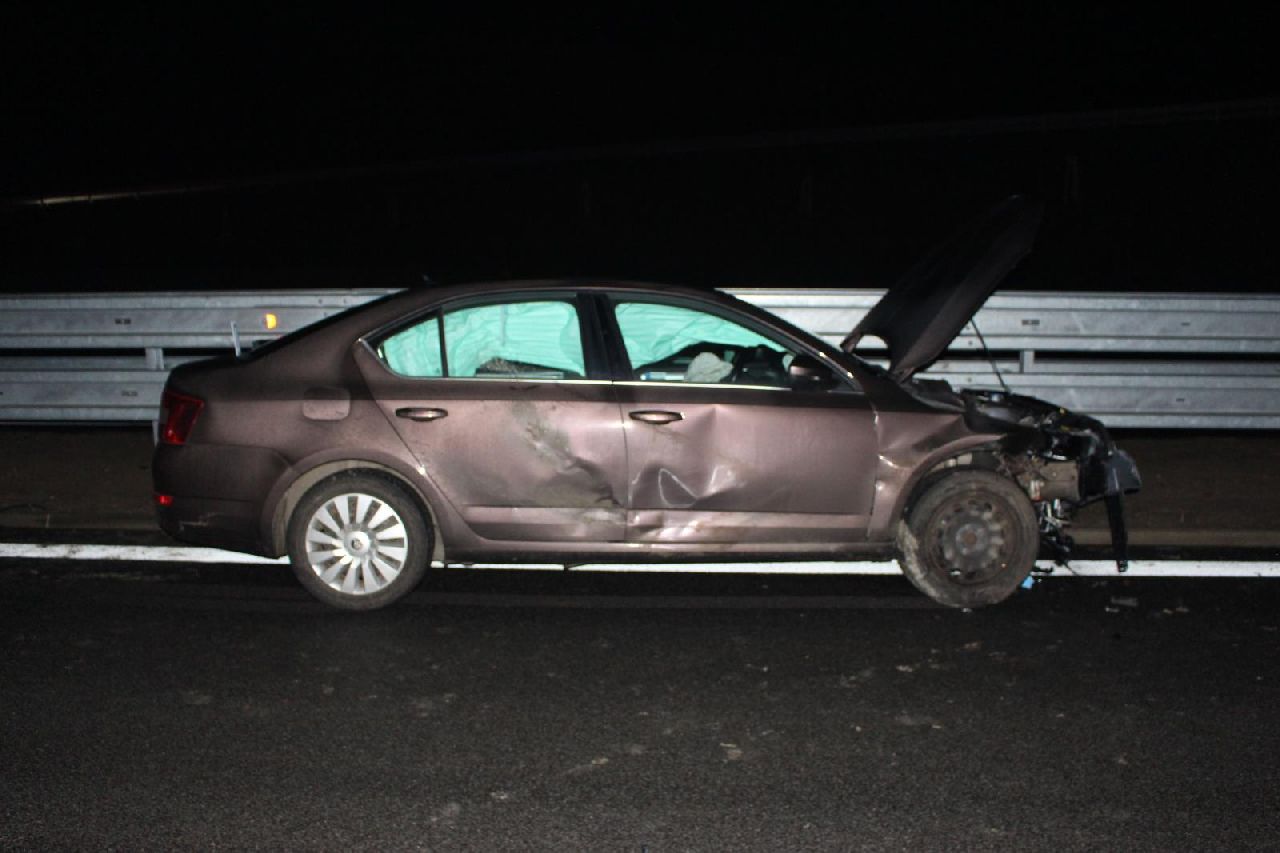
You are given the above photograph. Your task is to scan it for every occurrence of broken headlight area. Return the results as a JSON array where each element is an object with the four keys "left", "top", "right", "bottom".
[{"left": 962, "top": 389, "right": 1142, "bottom": 571}]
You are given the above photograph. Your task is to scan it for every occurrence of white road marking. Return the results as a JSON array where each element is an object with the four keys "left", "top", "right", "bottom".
[
  {"left": 555, "top": 561, "right": 899, "bottom": 575},
  {"left": 0, "top": 543, "right": 288, "bottom": 564},
  {"left": 1033, "top": 560, "right": 1280, "bottom": 578},
  {"left": 1, "top": 543, "right": 1279, "bottom": 577}
]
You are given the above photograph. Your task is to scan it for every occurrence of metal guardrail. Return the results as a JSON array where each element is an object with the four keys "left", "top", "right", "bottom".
[
  {"left": 740, "top": 290, "right": 1280, "bottom": 354},
  {"left": 0, "top": 290, "right": 388, "bottom": 353},
  {"left": 742, "top": 290, "right": 1280, "bottom": 429},
  {"left": 0, "top": 290, "right": 392, "bottom": 422},
  {"left": 2, "top": 288, "right": 1279, "bottom": 428}
]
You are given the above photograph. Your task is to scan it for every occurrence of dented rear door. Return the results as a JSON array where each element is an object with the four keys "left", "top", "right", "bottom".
[
  {"left": 373, "top": 380, "right": 626, "bottom": 542},
  {"left": 358, "top": 295, "right": 627, "bottom": 543}
]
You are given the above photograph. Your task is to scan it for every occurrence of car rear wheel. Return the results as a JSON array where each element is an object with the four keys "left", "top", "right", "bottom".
[
  {"left": 287, "top": 473, "right": 431, "bottom": 610},
  {"left": 896, "top": 469, "right": 1038, "bottom": 608}
]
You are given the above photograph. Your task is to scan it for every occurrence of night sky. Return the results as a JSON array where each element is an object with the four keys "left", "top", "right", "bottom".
[{"left": 2, "top": 5, "right": 1276, "bottom": 291}]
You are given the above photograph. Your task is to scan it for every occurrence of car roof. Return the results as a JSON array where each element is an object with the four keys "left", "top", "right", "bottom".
[
  {"left": 361, "top": 278, "right": 786, "bottom": 330},
  {"left": 393, "top": 278, "right": 733, "bottom": 304}
]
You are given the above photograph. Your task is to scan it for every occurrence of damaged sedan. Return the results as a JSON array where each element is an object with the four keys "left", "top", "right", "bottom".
[{"left": 153, "top": 196, "right": 1139, "bottom": 609}]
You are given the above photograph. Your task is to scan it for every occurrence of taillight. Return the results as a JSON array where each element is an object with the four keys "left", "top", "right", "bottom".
[{"left": 159, "top": 389, "right": 204, "bottom": 445}]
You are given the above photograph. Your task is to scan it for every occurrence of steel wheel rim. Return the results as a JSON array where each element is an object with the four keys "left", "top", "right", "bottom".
[
  {"left": 304, "top": 492, "right": 410, "bottom": 596},
  {"left": 928, "top": 494, "right": 1013, "bottom": 586}
]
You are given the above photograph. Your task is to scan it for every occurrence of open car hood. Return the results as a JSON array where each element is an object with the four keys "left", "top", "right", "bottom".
[{"left": 840, "top": 195, "right": 1044, "bottom": 381}]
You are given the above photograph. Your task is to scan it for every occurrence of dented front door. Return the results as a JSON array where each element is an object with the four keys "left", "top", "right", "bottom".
[
  {"left": 618, "top": 383, "right": 878, "bottom": 545},
  {"left": 604, "top": 296, "right": 879, "bottom": 546}
]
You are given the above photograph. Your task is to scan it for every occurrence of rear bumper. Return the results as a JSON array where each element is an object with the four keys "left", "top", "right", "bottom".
[
  {"left": 156, "top": 495, "right": 271, "bottom": 556},
  {"left": 152, "top": 442, "right": 291, "bottom": 557}
]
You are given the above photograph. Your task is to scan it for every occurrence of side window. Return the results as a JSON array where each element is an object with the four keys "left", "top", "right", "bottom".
[
  {"left": 380, "top": 300, "right": 586, "bottom": 380},
  {"left": 381, "top": 315, "right": 443, "bottom": 377},
  {"left": 614, "top": 301, "right": 794, "bottom": 387}
]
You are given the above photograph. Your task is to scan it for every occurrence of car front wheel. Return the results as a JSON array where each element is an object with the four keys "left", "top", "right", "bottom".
[
  {"left": 287, "top": 473, "right": 431, "bottom": 610},
  {"left": 896, "top": 469, "right": 1039, "bottom": 608}
]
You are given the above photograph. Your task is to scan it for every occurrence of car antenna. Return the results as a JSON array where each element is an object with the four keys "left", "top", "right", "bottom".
[{"left": 968, "top": 318, "right": 1011, "bottom": 395}]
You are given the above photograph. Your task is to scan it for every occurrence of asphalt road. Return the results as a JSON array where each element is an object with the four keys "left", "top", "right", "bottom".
[{"left": 2, "top": 564, "right": 1278, "bottom": 851}]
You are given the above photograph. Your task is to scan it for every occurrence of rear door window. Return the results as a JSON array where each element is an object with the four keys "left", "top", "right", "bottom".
[{"left": 379, "top": 299, "right": 586, "bottom": 380}]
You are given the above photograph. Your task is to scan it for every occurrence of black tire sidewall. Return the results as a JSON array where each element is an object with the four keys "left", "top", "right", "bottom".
[
  {"left": 897, "top": 469, "right": 1038, "bottom": 609},
  {"left": 286, "top": 473, "right": 431, "bottom": 611}
]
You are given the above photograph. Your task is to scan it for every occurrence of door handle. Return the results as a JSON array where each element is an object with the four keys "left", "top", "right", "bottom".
[
  {"left": 395, "top": 407, "right": 448, "bottom": 422},
  {"left": 629, "top": 410, "right": 683, "bottom": 425}
]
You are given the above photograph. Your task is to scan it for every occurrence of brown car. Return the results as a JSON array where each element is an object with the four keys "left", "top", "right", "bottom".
[{"left": 153, "top": 197, "right": 1139, "bottom": 610}]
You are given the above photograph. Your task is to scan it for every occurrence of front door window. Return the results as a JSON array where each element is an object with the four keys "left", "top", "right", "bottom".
[{"left": 613, "top": 301, "right": 794, "bottom": 387}]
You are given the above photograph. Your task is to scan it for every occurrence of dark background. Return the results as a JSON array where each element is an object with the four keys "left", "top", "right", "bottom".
[{"left": 2, "top": 5, "right": 1277, "bottom": 292}]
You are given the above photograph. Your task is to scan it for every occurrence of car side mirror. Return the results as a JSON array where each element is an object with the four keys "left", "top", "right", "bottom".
[{"left": 788, "top": 354, "right": 837, "bottom": 390}]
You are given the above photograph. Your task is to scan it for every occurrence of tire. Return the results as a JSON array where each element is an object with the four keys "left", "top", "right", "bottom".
[
  {"left": 286, "top": 472, "right": 432, "bottom": 610},
  {"left": 896, "top": 469, "right": 1038, "bottom": 609}
]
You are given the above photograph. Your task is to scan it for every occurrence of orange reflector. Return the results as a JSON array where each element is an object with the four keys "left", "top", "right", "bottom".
[{"left": 263, "top": 312, "right": 278, "bottom": 330}]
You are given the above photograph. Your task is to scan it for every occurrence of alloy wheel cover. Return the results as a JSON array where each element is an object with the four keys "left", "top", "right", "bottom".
[{"left": 304, "top": 492, "right": 410, "bottom": 595}]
